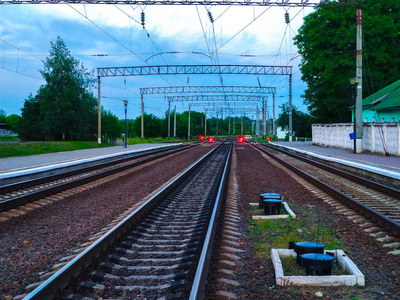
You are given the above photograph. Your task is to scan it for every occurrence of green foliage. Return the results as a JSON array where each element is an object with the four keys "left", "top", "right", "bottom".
[
  {"left": 277, "top": 102, "right": 313, "bottom": 137},
  {"left": 18, "top": 93, "right": 44, "bottom": 140},
  {"left": 0, "top": 110, "right": 6, "bottom": 123},
  {"left": 6, "top": 114, "right": 21, "bottom": 133},
  {"left": 102, "top": 110, "right": 122, "bottom": 142},
  {"left": 17, "top": 37, "right": 103, "bottom": 141},
  {"left": 294, "top": 0, "right": 400, "bottom": 123}
]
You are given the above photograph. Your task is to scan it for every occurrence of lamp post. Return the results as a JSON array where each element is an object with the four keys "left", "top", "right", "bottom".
[
  {"left": 123, "top": 100, "right": 128, "bottom": 148},
  {"left": 349, "top": 77, "right": 360, "bottom": 153}
]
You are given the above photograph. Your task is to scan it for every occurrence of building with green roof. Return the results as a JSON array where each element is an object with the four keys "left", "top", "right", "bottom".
[{"left": 351, "top": 79, "right": 400, "bottom": 122}]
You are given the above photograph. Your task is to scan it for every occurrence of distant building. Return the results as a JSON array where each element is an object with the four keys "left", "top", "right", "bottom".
[
  {"left": 351, "top": 79, "right": 400, "bottom": 123},
  {"left": 0, "top": 122, "right": 17, "bottom": 137}
]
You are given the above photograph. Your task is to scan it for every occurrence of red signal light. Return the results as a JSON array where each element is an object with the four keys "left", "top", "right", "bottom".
[
  {"left": 208, "top": 137, "right": 214, "bottom": 143},
  {"left": 199, "top": 135, "right": 205, "bottom": 141},
  {"left": 267, "top": 137, "right": 272, "bottom": 141},
  {"left": 238, "top": 136, "right": 245, "bottom": 143}
]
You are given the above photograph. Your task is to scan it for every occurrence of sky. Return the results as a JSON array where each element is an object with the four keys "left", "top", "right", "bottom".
[{"left": 0, "top": 3, "right": 317, "bottom": 121}]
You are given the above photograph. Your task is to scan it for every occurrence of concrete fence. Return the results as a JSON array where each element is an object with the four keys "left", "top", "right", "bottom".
[{"left": 312, "top": 122, "right": 400, "bottom": 156}]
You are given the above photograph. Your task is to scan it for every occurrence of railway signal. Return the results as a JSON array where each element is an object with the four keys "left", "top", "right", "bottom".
[
  {"left": 267, "top": 137, "right": 272, "bottom": 142},
  {"left": 238, "top": 136, "right": 245, "bottom": 143},
  {"left": 208, "top": 137, "right": 214, "bottom": 143},
  {"left": 199, "top": 135, "right": 205, "bottom": 142}
]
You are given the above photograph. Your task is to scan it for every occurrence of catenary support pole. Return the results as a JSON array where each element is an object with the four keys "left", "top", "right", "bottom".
[
  {"left": 174, "top": 105, "right": 176, "bottom": 141},
  {"left": 204, "top": 109, "right": 207, "bottom": 137},
  {"left": 273, "top": 93, "right": 276, "bottom": 140},
  {"left": 97, "top": 76, "right": 101, "bottom": 144},
  {"left": 141, "top": 94, "right": 144, "bottom": 141},
  {"left": 289, "top": 74, "right": 293, "bottom": 142},
  {"left": 168, "top": 101, "right": 171, "bottom": 140},
  {"left": 188, "top": 104, "right": 191, "bottom": 139},
  {"left": 355, "top": 6, "right": 363, "bottom": 153}
]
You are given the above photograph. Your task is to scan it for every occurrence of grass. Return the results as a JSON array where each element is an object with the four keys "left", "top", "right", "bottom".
[
  {"left": 248, "top": 203, "right": 343, "bottom": 262},
  {"left": 0, "top": 137, "right": 187, "bottom": 158},
  {"left": 0, "top": 136, "right": 19, "bottom": 142},
  {"left": 126, "top": 137, "right": 186, "bottom": 144},
  {"left": 0, "top": 141, "right": 115, "bottom": 158}
]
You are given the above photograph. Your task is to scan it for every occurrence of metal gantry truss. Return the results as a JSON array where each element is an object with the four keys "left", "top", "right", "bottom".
[
  {"left": 0, "top": 0, "right": 363, "bottom": 7},
  {"left": 189, "top": 102, "right": 258, "bottom": 108},
  {"left": 140, "top": 86, "right": 276, "bottom": 95},
  {"left": 96, "top": 64, "right": 289, "bottom": 142},
  {"left": 98, "top": 65, "right": 292, "bottom": 77},
  {"left": 166, "top": 95, "right": 267, "bottom": 102}
]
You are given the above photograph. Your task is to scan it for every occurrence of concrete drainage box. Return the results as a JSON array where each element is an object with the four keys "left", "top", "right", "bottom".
[
  {"left": 250, "top": 202, "right": 296, "bottom": 220},
  {"left": 271, "top": 249, "right": 364, "bottom": 287}
]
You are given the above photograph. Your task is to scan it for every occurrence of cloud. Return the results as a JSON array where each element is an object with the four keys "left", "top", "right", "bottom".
[{"left": 0, "top": 3, "right": 313, "bottom": 118}]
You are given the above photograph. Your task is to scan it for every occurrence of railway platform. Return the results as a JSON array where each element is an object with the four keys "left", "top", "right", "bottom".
[
  {"left": 271, "top": 141, "right": 400, "bottom": 181},
  {"left": 0, "top": 143, "right": 181, "bottom": 174}
]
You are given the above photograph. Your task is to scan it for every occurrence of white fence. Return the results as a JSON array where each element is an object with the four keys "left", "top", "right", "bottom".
[{"left": 312, "top": 122, "right": 400, "bottom": 156}]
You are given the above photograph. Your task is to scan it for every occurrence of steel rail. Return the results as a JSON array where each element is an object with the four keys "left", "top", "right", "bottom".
[
  {"left": 254, "top": 144, "right": 400, "bottom": 237},
  {"left": 0, "top": 144, "right": 193, "bottom": 212},
  {"left": 190, "top": 140, "right": 232, "bottom": 299},
  {"left": 23, "top": 144, "right": 226, "bottom": 300}
]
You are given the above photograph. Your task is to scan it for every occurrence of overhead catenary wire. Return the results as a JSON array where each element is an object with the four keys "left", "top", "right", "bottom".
[{"left": 67, "top": 4, "right": 186, "bottom": 94}]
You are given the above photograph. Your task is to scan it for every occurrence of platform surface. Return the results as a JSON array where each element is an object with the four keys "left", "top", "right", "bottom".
[
  {"left": 0, "top": 144, "right": 175, "bottom": 174},
  {"left": 272, "top": 141, "right": 400, "bottom": 175}
]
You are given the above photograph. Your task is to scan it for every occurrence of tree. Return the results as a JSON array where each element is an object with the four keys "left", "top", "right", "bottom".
[
  {"left": 294, "top": 0, "right": 400, "bottom": 123},
  {"left": 18, "top": 37, "right": 97, "bottom": 141},
  {"left": 0, "top": 110, "right": 6, "bottom": 123},
  {"left": 131, "top": 113, "right": 164, "bottom": 138},
  {"left": 18, "top": 93, "right": 44, "bottom": 140},
  {"left": 277, "top": 102, "right": 312, "bottom": 138},
  {"left": 6, "top": 114, "right": 20, "bottom": 133},
  {"left": 102, "top": 110, "right": 122, "bottom": 142}
]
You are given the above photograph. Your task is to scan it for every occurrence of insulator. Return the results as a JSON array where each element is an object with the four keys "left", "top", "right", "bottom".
[
  {"left": 208, "top": 11, "right": 214, "bottom": 23},
  {"left": 141, "top": 12, "right": 145, "bottom": 28},
  {"left": 285, "top": 12, "right": 290, "bottom": 24}
]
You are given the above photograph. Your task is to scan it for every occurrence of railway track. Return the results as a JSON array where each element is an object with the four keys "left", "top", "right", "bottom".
[
  {"left": 254, "top": 143, "right": 400, "bottom": 240},
  {"left": 23, "top": 142, "right": 232, "bottom": 300},
  {"left": 0, "top": 144, "right": 193, "bottom": 214}
]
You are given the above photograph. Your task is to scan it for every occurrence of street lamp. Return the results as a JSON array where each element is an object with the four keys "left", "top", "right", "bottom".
[
  {"left": 349, "top": 77, "right": 360, "bottom": 153},
  {"left": 123, "top": 100, "right": 128, "bottom": 148}
]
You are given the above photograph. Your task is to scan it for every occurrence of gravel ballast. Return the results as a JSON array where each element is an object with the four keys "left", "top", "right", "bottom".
[
  {"left": 232, "top": 143, "right": 400, "bottom": 300},
  {"left": 1, "top": 143, "right": 399, "bottom": 300},
  {"left": 0, "top": 145, "right": 213, "bottom": 299}
]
